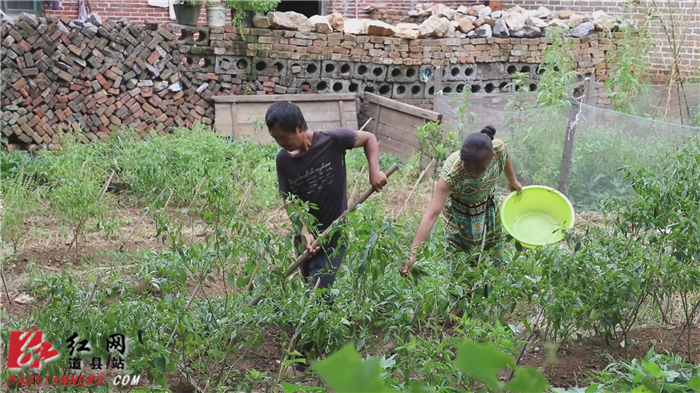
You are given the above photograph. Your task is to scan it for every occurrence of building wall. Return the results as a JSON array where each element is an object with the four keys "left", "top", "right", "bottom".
[
  {"left": 500, "top": 0, "right": 700, "bottom": 80},
  {"left": 326, "top": 0, "right": 485, "bottom": 18}
]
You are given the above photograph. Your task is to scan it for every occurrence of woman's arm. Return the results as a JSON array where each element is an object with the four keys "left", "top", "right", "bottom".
[
  {"left": 504, "top": 156, "right": 523, "bottom": 194},
  {"left": 401, "top": 179, "right": 450, "bottom": 276}
]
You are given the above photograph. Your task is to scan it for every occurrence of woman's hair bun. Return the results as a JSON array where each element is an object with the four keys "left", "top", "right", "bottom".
[{"left": 480, "top": 125, "right": 496, "bottom": 140}]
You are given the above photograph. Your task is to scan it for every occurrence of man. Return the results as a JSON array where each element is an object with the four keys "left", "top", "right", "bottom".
[{"left": 267, "top": 100, "right": 387, "bottom": 292}]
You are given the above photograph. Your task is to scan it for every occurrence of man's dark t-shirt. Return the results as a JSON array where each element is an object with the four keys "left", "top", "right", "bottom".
[{"left": 276, "top": 128, "right": 358, "bottom": 236}]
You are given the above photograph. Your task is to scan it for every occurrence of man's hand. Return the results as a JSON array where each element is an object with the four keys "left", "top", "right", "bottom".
[
  {"left": 370, "top": 170, "right": 388, "bottom": 192},
  {"left": 508, "top": 180, "right": 524, "bottom": 195},
  {"left": 303, "top": 232, "right": 321, "bottom": 256},
  {"left": 400, "top": 256, "right": 417, "bottom": 278}
]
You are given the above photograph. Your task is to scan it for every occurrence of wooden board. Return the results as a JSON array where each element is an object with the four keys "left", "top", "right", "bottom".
[
  {"left": 364, "top": 92, "right": 442, "bottom": 159},
  {"left": 211, "top": 94, "right": 359, "bottom": 143}
]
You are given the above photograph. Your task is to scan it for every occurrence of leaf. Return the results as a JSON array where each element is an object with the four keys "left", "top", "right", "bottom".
[
  {"left": 689, "top": 376, "right": 700, "bottom": 390},
  {"left": 153, "top": 356, "right": 166, "bottom": 374},
  {"left": 314, "top": 346, "right": 390, "bottom": 393},
  {"left": 282, "top": 358, "right": 306, "bottom": 366},
  {"left": 455, "top": 341, "right": 514, "bottom": 390},
  {"left": 505, "top": 367, "right": 548, "bottom": 393},
  {"left": 642, "top": 362, "right": 662, "bottom": 378},
  {"left": 279, "top": 382, "right": 323, "bottom": 392}
]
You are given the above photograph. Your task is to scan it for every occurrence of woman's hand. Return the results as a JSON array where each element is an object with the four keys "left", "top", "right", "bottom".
[
  {"left": 508, "top": 180, "right": 523, "bottom": 194},
  {"left": 400, "top": 256, "right": 417, "bottom": 278}
]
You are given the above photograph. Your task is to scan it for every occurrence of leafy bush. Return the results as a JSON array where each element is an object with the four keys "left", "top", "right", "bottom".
[{"left": 1, "top": 174, "right": 39, "bottom": 254}]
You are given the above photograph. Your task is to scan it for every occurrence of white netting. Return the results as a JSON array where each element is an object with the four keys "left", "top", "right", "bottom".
[{"left": 434, "top": 87, "right": 700, "bottom": 210}]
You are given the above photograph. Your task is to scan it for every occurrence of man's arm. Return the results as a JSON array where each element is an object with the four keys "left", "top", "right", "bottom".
[{"left": 353, "top": 131, "right": 387, "bottom": 191}]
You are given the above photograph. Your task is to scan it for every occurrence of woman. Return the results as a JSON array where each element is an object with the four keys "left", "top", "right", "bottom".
[{"left": 401, "top": 126, "right": 523, "bottom": 276}]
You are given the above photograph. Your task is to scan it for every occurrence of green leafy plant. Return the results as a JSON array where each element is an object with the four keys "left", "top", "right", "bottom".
[
  {"left": 537, "top": 28, "right": 579, "bottom": 107},
  {"left": 605, "top": 15, "right": 654, "bottom": 114},
  {"left": 1, "top": 174, "right": 39, "bottom": 254},
  {"left": 225, "top": 0, "right": 280, "bottom": 34},
  {"left": 415, "top": 121, "right": 458, "bottom": 175}
]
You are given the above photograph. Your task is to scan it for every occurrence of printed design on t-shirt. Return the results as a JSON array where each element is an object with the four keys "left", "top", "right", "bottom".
[{"left": 288, "top": 161, "right": 335, "bottom": 199}]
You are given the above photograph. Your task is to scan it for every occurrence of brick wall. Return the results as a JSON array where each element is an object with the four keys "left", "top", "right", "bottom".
[
  {"left": 1, "top": 14, "right": 615, "bottom": 150},
  {"left": 43, "top": 0, "right": 232, "bottom": 25},
  {"left": 500, "top": 0, "right": 700, "bottom": 80}
]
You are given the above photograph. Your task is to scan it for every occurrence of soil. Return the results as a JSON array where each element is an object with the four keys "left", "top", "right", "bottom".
[{"left": 520, "top": 325, "right": 700, "bottom": 388}]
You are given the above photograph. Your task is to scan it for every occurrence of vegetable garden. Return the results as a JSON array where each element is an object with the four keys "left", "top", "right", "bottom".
[{"left": 1, "top": 119, "right": 699, "bottom": 392}]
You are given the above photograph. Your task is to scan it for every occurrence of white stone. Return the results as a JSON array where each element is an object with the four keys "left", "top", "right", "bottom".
[
  {"left": 527, "top": 16, "right": 548, "bottom": 28},
  {"left": 366, "top": 20, "right": 397, "bottom": 36},
  {"left": 430, "top": 4, "right": 457, "bottom": 20},
  {"left": 396, "top": 23, "right": 420, "bottom": 39},
  {"left": 474, "top": 24, "right": 492, "bottom": 38},
  {"left": 309, "top": 15, "right": 332, "bottom": 34},
  {"left": 491, "top": 10, "right": 504, "bottom": 19},
  {"left": 327, "top": 12, "right": 344, "bottom": 32},
  {"left": 503, "top": 11, "right": 527, "bottom": 31},
  {"left": 343, "top": 18, "right": 368, "bottom": 35},
  {"left": 478, "top": 6, "right": 492, "bottom": 18},
  {"left": 267, "top": 11, "right": 314, "bottom": 32},
  {"left": 419, "top": 15, "right": 454, "bottom": 38},
  {"left": 468, "top": 4, "right": 485, "bottom": 16},
  {"left": 507, "top": 5, "right": 527, "bottom": 14},
  {"left": 456, "top": 18, "right": 476, "bottom": 33},
  {"left": 568, "top": 13, "right": 585, "bottom": 27},
  {"left": 493, "top": 19, "right": 509, "bottom": 37}
]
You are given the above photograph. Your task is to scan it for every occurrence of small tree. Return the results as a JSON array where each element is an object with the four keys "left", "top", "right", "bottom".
[{"left": 1, "top": 174, "right": 38, "bottom": 255}]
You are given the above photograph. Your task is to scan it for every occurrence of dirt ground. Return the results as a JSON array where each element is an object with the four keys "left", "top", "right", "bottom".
[{"left": 520, "top": 326, "right": 700, "bottom": 388}]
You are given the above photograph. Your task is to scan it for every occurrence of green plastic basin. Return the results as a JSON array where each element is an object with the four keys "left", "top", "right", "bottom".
[{"left": 500, "top": 185, "right": 575, "bottom": 249}]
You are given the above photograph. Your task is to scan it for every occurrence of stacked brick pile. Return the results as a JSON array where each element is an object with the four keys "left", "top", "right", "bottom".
[{"left": 1, "top": 10, "right": 616, "bottom": 151}]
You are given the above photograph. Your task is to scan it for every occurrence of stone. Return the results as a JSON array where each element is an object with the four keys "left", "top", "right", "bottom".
[
  {"left": 568, "top": 13, "right": 585, "bottom": 27},
  {"left": 466, "top": 30, "right": 476, "bottom": 37},
  {"left": 309, "top": 15, "right": 332, "bottom": 34},
  {"left": 570, "top": 22, "right": 595, "bottom": 37},
  {"left": 474, "top": 17, "right": 486, "bottom": 27},
  {"left": 506, "top": 6, "right": 527, "bottom": 14},
  {"left": 468, "top": 5, "right": 485, "bottom": 16},
  {"left": 1, "top": 10, "right": 14, "bottom": 25},
  {"left": 511, "top": 26, "right": 541, "bottom": 38},
  {"left": 493, "top": 19, "right": 509, "bottom": 37},
  {"left": 430, "top": 4, "right": 457, "bottom": 20},
  {"left": 526, "top": 6, "right": 550, "bottom": 19},
  {"left": 267, "top": 11, "right": 314, "bottom": 32},
  {"left": 327, "top": 12, "right": 344, "bottom": 31},
  {"left": 593, "top": 11, "right": 613, "bottom": 31},
  {"left": 474, "top": 24, "right": 492, "bottom": 38},
  {"left": 396, "top": 23, "right": 420, "bottom": 39},
  {"left": 457, "top": 5, "right": 468, "bottom": 14},
  {"left": 527, "top": 17, "right": 548, "bottom": 29},
  {"left": 253, "top": 14, "right": 271, "bottom": 28},
  {"left": 418, "top": 15, "right": 454, "bottom": 38},
  {"left": 344, "top": 19, "right": 367, "bottom": 35},
  {"left": 478, "top": 6, "right": 492, "bottom": 19},
  {"left": 87, "top": 12, "right": 102, "bottom": 26},
  {"left": 456, "top": 18, "right": 476, "bottom": 33},
  {"left": 484, "top": 17, "right": 497, "bottom": 27},
  {"left": 548, "top": 19, "right": 569, "bottom": 28},
  {"left": 491, "top": 10, "right": 504, "bottom": 19},
  {"left": 503, "top": 10, "right": 527, "bottom": 31},
  {"left": 367, "top": 20, "right": 396, "bottom": 36},
  {"left": 555, "top": 10, "right": 574, "bottom": 19}
]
